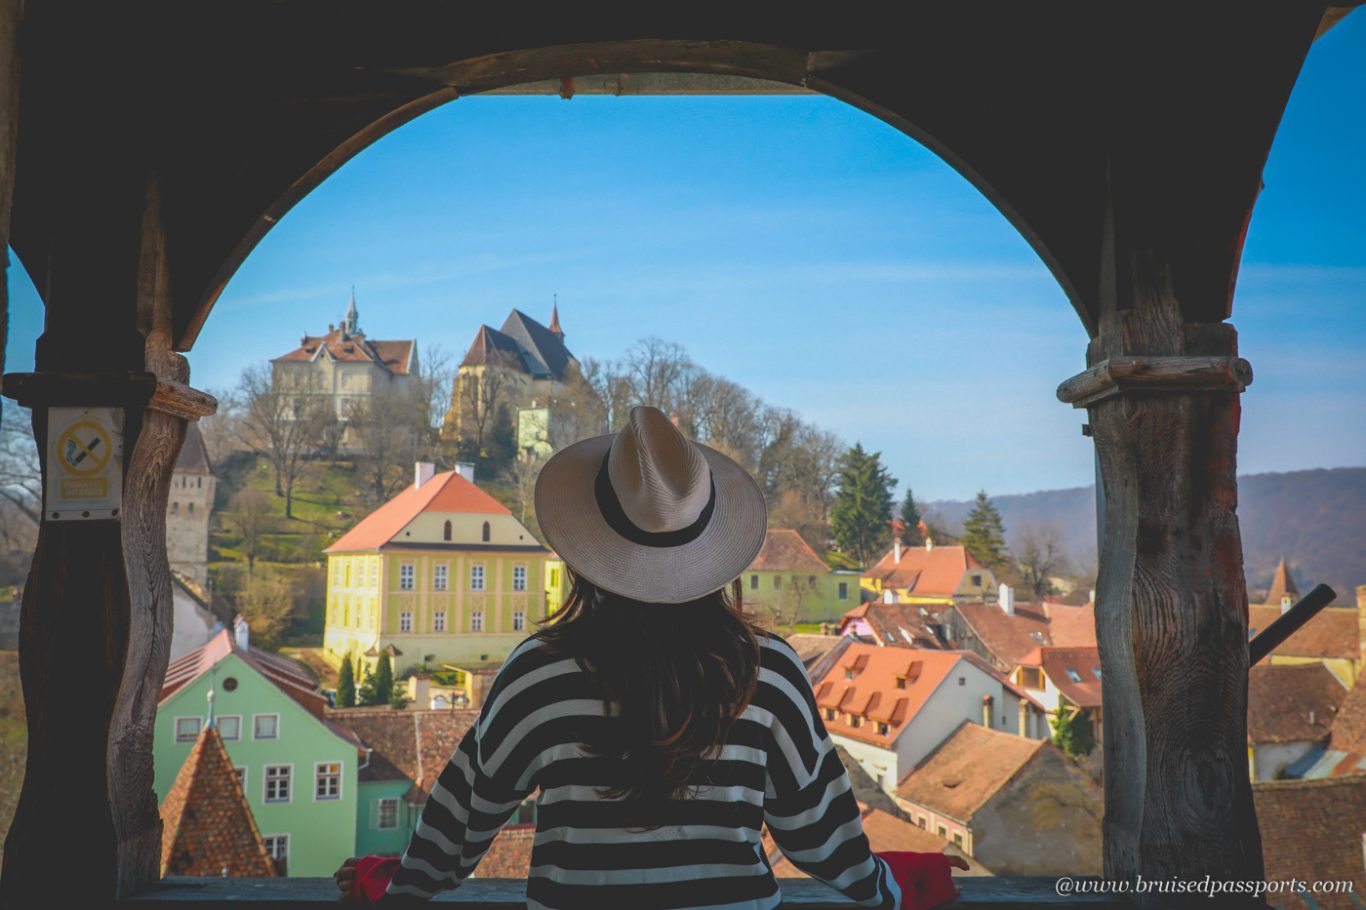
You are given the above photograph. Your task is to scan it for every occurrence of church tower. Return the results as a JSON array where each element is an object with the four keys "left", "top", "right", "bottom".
[{"left": 342, "top": 287, "right": 360, "bottom": 337}]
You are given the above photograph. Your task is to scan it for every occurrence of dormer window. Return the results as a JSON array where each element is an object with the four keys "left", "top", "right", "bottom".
[
  {"left": 894, "top": 676, "right": 907, "bottom": 689},
  {"left": 849, "top": 715, "right": 862, "bottom": 728},
  {"left": 1066, "top": 669, "right": 1083, "bottom": 683},
  {"left": 844, "top": 669, "right": 855, "bottom": 681},
  {"left": 877, "top": 722, "right": 890, "bottom": 736}
]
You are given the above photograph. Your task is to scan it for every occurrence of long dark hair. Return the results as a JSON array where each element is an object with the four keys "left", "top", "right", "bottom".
[{"left": 533, "top": 569, "right": 764, "bottom": 804}]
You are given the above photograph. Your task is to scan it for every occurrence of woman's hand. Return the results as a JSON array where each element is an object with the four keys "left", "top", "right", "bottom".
[
  {"left": 945, "top": 854, "right": 970, "bottom": 873},
  {"left": 876, "top": 850, "right": 968, "bottom": 910},
  {"left": 334, "top": 857, "right": 359, "bottom": 901}
]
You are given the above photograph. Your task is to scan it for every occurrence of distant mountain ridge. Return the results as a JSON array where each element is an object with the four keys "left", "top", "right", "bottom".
[{"left": 926, "top": 467, "right": 1366, "bottom": 600}]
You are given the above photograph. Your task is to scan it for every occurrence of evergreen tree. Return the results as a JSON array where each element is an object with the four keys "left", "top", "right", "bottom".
[
  {"left": 899, "top": 488, "right": 923, "bottom": 545},
  {"left": 961, "top": 489, "right": 1007, "bottom": 567},
  {"left": 374, "top": 651, "right": 395, "bottom": 705},
  {"left": 830, "top": 444, "right": 896, "bottom": 567},
  {"left": 1050, "top": 705, "right": 1096, "bottom": 757},
  {"left": 336, "top": 653, "right": 356, "bottom": 708}
]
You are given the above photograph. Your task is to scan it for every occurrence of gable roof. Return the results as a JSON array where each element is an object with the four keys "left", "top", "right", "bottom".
[
  {"left": 1247, "top": 663, "right": 1346, "bottom": 745},
  {"left": 272, "top": 327, "right": 414, "bottom": 376},
  {"left": 475, "top": 825, "right": 537, "bottom": 878},
  {"left": 785, "top": 634, "right": 846, "bottom": 670},
  {"left": 956, "top": 600, "right": 1098, "bottom": 671},
  {"left": 894, "top": 721, "right": 1047, "bottom": 823},
  {"left": 326, "top": 471, "right": 513, "bottom": 553},
  {"left": 1253, "top": 777, "right": 1366, "bottom": 910},
  {"left": 764, "top": 807, "right": 989, "bottom": 878},
  {"left": 812, "top": 645, "right": 963, "bottom": 746},
  {"left": 1263, "top": 557, "right": 1300, "bottom": 605},
  {"left": 173, "top": 422, "right": 213, "bottom": 475},
  {"left": 330, "top": 707, "right": 480, "bottom": 802},
  {"left": 500, "top": 309, "right": 576, "bottom": 381},
  {"left": 461, "top": 324, "right": 528, "bottom": 372},
  {"left": 1331, "top": 673, "right": 1366, "bottom": 753},
  {"left": 841, "top": 601, "right": 944, "bottom": 649},
  {"left": 866, "top": 543, "right": 983, "bottom": 597},
  {"left": 749, "top": 529, "right": 830, "bottom": 574},
  {"left": 1247, "top": 604, "right": 1359, "bottom": 661},
  {"left": 161, "top": 629, "right": 364, "bottom": 751},
  {"left": 159, "top": 725, "right": 276, "bottom": 878},
  {"left": 1034, "top": 646, "right": 1103, "bottom": 709}
]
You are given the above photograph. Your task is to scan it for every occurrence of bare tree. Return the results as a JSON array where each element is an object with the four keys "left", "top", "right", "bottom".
[
  {"left": 769, "top": 573, "right": 819, "bottom": 629},
  {"left": 549, "top": 374, "right": 609, "bottom": 450},
  {"left": 456, "top": 353, "right": 520, "bottom": 458},
  {"left": 503, "top": 455, "right": 546, "bottom": 533},
  {"left": 1015, "top": 524, "right": 1068, "bottom": 600},
  {"left": 234, "top": 364, "right": 327, "bottom": 518},
  {"left": 196, "top": 387, "right": 245, "bottom": 465},
  {"left": 347, "top": 380, "right": 425, "bottom": 504},
  {"left": 233, "top": 569, "right": 297, "bottom": 649},
  {"left": 0, "top": 405, "right": 41, "bottom": 526},
  {"left": 230, "top": 488, "right": 275, "bottom": 575}
]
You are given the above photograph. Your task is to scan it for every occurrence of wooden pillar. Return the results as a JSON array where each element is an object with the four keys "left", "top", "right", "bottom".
[
  {"left": 0, "top": 177, "right": 216, "bottom": 903},
  {"left": 1058, "top": 191, "right": 1261, "bottom": 902}
]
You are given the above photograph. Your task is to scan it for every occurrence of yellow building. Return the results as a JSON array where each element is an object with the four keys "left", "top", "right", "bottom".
[
  {"left": 323, "top": 463, "right": 551, "bottom": 673},
  {"left": 1245, "top": 560, "right": 1363, "bottom": 688},
  {"left": 861, "top": 536, "right": 997, "bottom": 606}
]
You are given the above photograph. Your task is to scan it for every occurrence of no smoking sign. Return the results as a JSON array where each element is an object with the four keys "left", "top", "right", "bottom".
[{"left": 45, "top": 407, "right": 123, "bottom": 520}]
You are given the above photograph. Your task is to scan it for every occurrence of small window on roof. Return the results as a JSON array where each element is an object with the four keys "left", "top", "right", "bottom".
[
  {"left": 1091, "top": 667, "right": 1102, "bottom": 679},
  {"left": 1066, "top": 669, "right": 1083, "bottom": 683},
  {"left": 884, "top": 631, "right": 895, "bottom": 643},
  {"left": 877, "top": 722, "right": 890, "bottom": 736},
  {"left": 894, "top": 676, "right": 906, "bottom": 689}
]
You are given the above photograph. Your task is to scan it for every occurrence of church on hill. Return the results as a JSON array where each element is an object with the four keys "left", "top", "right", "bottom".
[{"left": 443, "top": 305, "right": 586, "bottom": 462}]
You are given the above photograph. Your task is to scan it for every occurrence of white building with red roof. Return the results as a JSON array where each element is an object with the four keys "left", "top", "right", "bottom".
[
  {"left": 1010, "top": 645, "right": 1104, "bottom": 745},
  {"left": 271, "top": 290, "right": 416, "bottom": 451},
  {"left": 322, "top": 462, "right": 551, "bottom": 670},
  {"left": 811, "top": 642, "right": 1048, "bottom": 794}
]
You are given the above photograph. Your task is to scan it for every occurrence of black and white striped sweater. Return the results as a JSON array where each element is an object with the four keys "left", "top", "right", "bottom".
[{"left": 387, "top": 633, "right": 902, "bottom": 910}]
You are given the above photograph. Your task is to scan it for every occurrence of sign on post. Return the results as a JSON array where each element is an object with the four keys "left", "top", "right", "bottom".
[{"left": 45, "top": 406, "right": 123, "bottom": 520}]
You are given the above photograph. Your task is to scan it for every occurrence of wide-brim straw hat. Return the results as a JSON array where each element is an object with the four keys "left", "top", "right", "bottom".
[{"left": 535, "top": 405, "right": 768, "bottom": 604}]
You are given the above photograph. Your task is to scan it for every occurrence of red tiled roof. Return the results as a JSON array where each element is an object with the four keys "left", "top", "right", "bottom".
[
  {"left": 1037, "top": 647, "right": 1103, "bottom": 710},
  {"left": 330, "top": 708, "right": 480, "bottom": 802},
  {"left": 475, "top": 825, "right": 536, "bottom": 879},
  {"left": 1247, "top": 663, "right": 1346, "bottom": 745},
  {"left": 1253, "top": 777, "right": 1366, "bottom": 910},
  {"left": 1247, "top": 604, "right": 1359, "bottom": 661},
  {"left": 812, "top": 645, "right": 962, "bottom": 746},
  {"left": 161, "top": 629, "right": 327, "bottom": 720},
  {"left": 764, "top": 808, "right": 989, "bottom": 878},
  {"left": 785, "top": 634, "right": 845, "bottom": 669},
  {"left": 326, "top": 471, "right": 512, "bottom": 553},
  {"left": 159, "top": 725, "right": 276, "bottom": 878},
  {"left": 953, "top": 601, "right": 1051, "bottom": 669},
  {"left": 894, "top": 722, "right": 1046, "bottom": 823},
  {"left": 749, "top": 529, "right": 830, "bottom": 574},
  {"left": 1043, "top": 601, "right": 1097, "bottom": 649},
  {"left": 841, "top": 601, "right": 944, "bottom": 649},
  {"left": 1331, "top": 673, "right": 1366, "bottom": 753},
  {"left": 867, "top": 543, "right": 983, "bottom": 597},
  {"left": 273, "top": 327, "right": 414, "bottom": 376},
  {"left": 1262, "top": 558, "right": 1300, "bottom": 606}
]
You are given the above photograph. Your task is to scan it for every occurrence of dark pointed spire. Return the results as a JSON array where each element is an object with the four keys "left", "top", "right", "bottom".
[
  {"left": 549, "top": 294, "right": 563, "bottom": 338},
  {"left": 343, "top": 286, "right": 359, "bottom": 336}
]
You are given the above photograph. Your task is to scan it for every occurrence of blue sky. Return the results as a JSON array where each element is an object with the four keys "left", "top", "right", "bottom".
[{"left": 5, "top": 17, "right": 1364, "bottom": 502}]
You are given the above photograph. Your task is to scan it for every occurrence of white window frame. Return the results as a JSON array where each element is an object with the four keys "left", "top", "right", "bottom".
[
  {"left": 470, "top": 611, "right": 484, "bottom": 633},
  {"left": 217, "top": 715, "right": 242, "bottom": 741},
  {"left": 263, "top": 833, "right": 290, "bottom": 867},
  {"left": 512, "top": 564, "right": 527, "bottom": 592},
  {"left": 513, "top": 610, "right": 525, "bottom": 632},
  {"left": 253, "top": 713, "right": 280, "bottom": 741},
  {"left": 264, "top": 764, "right": 293, "bottom": 804},
  {"left": 174, "top": 716, "right": 202, "bottom": 743},
  {"left": 470, "top": 564, "right": 485, "bottom": 591},
  {"left": 376, "top": 797, "right": 400, "bottom": 830},
  {"left": 400, "top": 611, "right": 413, "bottom": 633},
  {"left": 399, "top": 562, "right": 415, "bottom": 591},
  {"left": 433, "top": 564, "right": 448, "bottom": 591},
  {"left": 433, "top": 611, "right": 446, "bottom": 633},
  {"left": 233, "top": 766, "right": 247, "bottom": 792},
  {"left": 314, "top": 761, "right": 343, "bottom": 801}
]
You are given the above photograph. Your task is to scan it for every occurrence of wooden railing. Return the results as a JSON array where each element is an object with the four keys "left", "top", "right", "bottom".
[{"left": 130, "top": 876, "right": 1124, "bottom": 907}]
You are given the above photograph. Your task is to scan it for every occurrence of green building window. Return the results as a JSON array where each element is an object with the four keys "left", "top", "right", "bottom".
[
  {"left": 218, "top": 715, "right": 241, "bottom": 741},
  {"left": 254, "top": 714, "right": 279, "bottom": 740},
  {"left": 263, "top": 835, "right": 289, "bottom": 875},
  {"left": 264, "top": 765, "right": 291, "bottom": 803},
  {"left": 174, "top": 717, "right": 201, "bottom": 743},
  {"left": 315, "top": 762, "right": 342, "bottom": 800},
  {"left": 839, "top": 582, "right": 849, "bottom": 600},
  {"left": 377, "top": 798, "right": 399, "bottom": 830},
  {"left": 750, "top": 575, "right": 758, "bottom": 590}
]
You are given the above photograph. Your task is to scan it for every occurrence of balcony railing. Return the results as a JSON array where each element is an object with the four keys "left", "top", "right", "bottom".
[{"left": 130, "top": 876, "right": 1124, "bottom": 907}]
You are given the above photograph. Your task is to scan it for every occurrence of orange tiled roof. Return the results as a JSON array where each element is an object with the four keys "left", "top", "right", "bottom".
[
  {"left": 812, "top": 645, "right": 962, "bottom": 746},
  {"left": 273, "top": 327, "right": 414, "bottom": 376},
  {"left": 1247, "top": 604, "right": 1359, "bottom": 661},
  {"left": 785, "top": 634, "right": 846, "bottom": 669},
  {"left": 841, "top": 601, "right": 944, "bottom": 649},
  {"left": 331, "top": 707, "right": 480, "bottom": 802},
  {"left": 1037, "top": 647, "right": 1103, "bottom": 710},
  {"left": 764, "top": 807, "right": 988, "bottom": 878},
  {"left": 476, "top": 825, "right": 536, "bottom": 878},
  {"left": 1330, "top": 673, "right": 1366, "bottom": 753},
  {"left": 953, "top": 601, "right": 1051, "bottom": 669},
  {"left": 749, "top": 529, "right": 830, "bottom": 574},
  {"left": 326, "top": 471, "right": 512, "bottom": 553},
  {"left": 1262, "top": 558, "right": 1300, "bottom": 606},
  {"left": 1253, "top": 778, "right": 1366, "bottom": 910},
  {"left": 867, "top": 543, "right": 982, "bottom": 597},
  {"left": 1247, "top": 663, "right": 1345, "bottom": 745},
  {"left": 895, "top": 722, "right": 1047, "bottom": 823},
  {"left": 159, "top": 725, "right": 276, "bottom": 878}
]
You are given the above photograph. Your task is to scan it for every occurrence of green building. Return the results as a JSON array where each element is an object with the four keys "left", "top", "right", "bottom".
[
  {"left": 154, "top": 622, "right": 363, "bottom": 876},
  {"left": 743, "top": 529, "right": 856, "bottom": 624}
]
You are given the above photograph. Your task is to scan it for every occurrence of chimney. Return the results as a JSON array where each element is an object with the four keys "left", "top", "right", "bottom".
[
  {"left": 982, "top": 694, "right": 994, "bottom": 728},
  {"left": 893, "top": 537, "right": 903, "bottom": 564},
  {"left": 455, "top": 462, "right": 476, "bottom": 484},
  {"left": 1088, "top": 588, "right": 1096, "bottom": 604},
  {"left": 1018, "top": 699, "right": 1029, "bottom": 737},
  {"left": 1280, "top": 595, "right": 1293, "bottom": 615},
  {"left": 233, "top": 615, "right": 250, "bottom": 652},
  {"left": 414, "top": 462, "right": 436, "bottom": 489},
  {"left": 924, "top": 536, "right": 934, "bottom": 552},
  {"left": 1000, "top": 584, "right": 1016, "bottom": 616},
  {"left": 883, "top": 589, "right": 895, "bottom": 605},
  {"left": 1357, "top": 585, "right": 1366, "bottom": 669}
]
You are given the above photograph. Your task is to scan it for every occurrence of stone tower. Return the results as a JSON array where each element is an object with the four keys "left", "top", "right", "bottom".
[{"left": 166, "top": 422, "right": 216, "bottom": 586}]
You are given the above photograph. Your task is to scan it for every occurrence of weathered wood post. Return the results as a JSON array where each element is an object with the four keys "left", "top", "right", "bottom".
[
  {"left": 0, "top": 176, "right": 216, "bottom": 902},
  {"left": 1057, "top": 188, "right": 1262, "bottom": 902}
]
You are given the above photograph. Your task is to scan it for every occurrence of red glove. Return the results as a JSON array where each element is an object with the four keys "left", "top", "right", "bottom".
[
  {"left": 877, "top": 851, "right": 961, "bottom": 910},
  {"left": 352, "top": 855, "right": 401, "bottom": 903}
]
